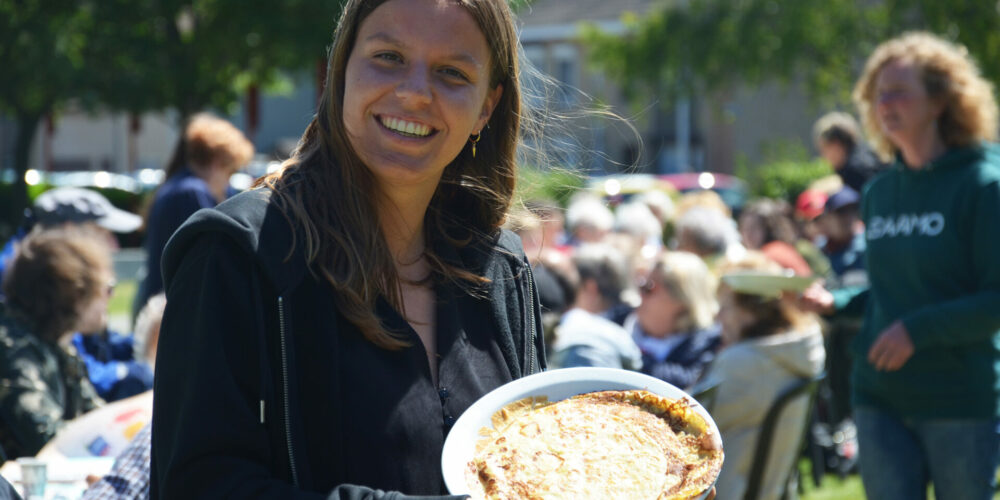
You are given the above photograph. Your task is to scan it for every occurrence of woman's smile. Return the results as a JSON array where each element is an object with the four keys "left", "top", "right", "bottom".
[{"left": 376, "top": 115, "right": 437, "bottom": 139}]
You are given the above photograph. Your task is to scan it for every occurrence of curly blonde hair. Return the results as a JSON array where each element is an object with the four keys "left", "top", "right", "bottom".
[{"left": 853, "top": 32, "right": 998, "bottom": 161}]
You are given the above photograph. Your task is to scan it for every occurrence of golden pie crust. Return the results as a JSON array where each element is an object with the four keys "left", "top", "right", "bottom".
[{"left": 465, "top": 390, "right": 723, "bottom": 499}]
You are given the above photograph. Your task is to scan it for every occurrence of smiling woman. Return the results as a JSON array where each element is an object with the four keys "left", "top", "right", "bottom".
[{"left": 151, "top": 0, "right": 546, "bottom": 498}]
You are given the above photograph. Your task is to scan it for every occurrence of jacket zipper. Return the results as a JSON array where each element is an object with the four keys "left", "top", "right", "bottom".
[
  {"left": 278, "top": 296, "right": 299, "bottom": 487},
  {"left": 524, "top": 263, "right": 538, "bottom": 375}
]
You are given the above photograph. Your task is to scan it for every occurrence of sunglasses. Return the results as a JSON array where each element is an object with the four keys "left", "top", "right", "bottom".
[{"left": 638, "top": 277, "right": 658, "bottom": 295}]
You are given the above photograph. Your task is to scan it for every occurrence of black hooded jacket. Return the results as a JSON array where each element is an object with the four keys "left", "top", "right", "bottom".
[{"left": 150, "top": 189, "right": 546, "bottom": 499}]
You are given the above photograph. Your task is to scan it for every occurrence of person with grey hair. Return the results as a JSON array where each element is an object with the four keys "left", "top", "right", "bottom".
[
  {"left": 550, "top": 243, "right": 641, "bottom": 370},
  {"left": 675, "top": 207, "right": 743, "bottom": 268},
  {"left": 565, "top": 194, "right": 614, "bottom": 245},
  {"left": 626, "top": 251, "right": 722, "bottom": 390},
  {"left": 614, "top": 202, "right": 663, "bottom": 251},
  {"left": 133, "top": 294, "right": 166, "bottom": 371},
  {"left": 634, "top": 190, "right": 675, "bottom": 227}
]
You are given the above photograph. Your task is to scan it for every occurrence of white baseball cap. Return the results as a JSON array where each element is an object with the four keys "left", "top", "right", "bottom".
[{"left": 33, "top": 187, "right": 142, "bottom": 233}]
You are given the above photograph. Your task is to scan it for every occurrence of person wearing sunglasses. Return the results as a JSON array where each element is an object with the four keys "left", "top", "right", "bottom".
[{"left": 625, "top": 251, "right": 722, "bottom": 390}]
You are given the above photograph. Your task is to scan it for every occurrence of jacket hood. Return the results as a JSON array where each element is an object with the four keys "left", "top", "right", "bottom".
[
  {"left": 742, "top": 324, "right": 825, "bottom": 378},
  {"left": 161, "top": 189, "right": 308, "bottom": 295}
]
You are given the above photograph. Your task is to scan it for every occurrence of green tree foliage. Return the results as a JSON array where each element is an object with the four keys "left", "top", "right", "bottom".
[
  {"left": 739, "top": 157, "right": 833, "bottom": 202},
  {"left": 584, "top": 0, "right": 884, "bottom": 106},
  {"left": 79, "top": 0, "right": 342, "bottom": 119},
  {"left": 517, "top": 167, "right": 585, "bottom": 209},
  {"left": 0, "top": 1, "right": 93, "bottom": 225},
  {"left": 885, "top": 0, "right": 1000, "bottom": 86},
  {"left": 0, "top": 0, "right": 344, "bottom": 228},
  {"left": 586, "top": 0, "right": 999, "bottom": 106}
]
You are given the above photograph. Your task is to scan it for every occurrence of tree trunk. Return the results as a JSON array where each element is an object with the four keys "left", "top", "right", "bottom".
[{"left": 8, "top": 112, "right": 42, "bottom": 228}]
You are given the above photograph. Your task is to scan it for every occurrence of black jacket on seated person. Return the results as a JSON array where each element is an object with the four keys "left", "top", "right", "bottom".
[
  {"left": 151, "top": 189, "right": 545, "bottom": 499},
  {"left": 634, "top": 323, "right": 723, "bottom": 390}
]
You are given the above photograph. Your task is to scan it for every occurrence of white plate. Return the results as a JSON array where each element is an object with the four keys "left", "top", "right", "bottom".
[
  {"left": 441, "top": 367, "right": 722, "bottom": 498},
  {"left": 721, "top": 271, "right": 815, "bottom": 297}
]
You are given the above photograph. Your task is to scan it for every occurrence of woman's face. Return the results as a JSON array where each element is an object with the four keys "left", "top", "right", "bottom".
[
  {"left": 343, "top": 0, "right": 503, "bottom": 193},
  {"left": 874, "top": 59, "right": 943, "bottom": 151},
  {"left": 636, "top": 273, "right": 686, "bottom": 338},
  {"left": 718, "top": 288, "right": 753, "bottom": 345}
]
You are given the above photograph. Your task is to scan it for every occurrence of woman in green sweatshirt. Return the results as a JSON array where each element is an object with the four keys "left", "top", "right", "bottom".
[{"left": 803, "top": 32, "right": 1000, "bottom": 500}]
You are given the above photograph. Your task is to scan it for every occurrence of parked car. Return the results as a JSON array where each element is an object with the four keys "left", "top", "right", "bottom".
[
  {"left": 587, "top": 172, "right": 747, "bottom": 212},
  {"left": 586, "top": 173, "right": 678, "bottom": 206},
  {"left": 658, "top": 172, "right": 748, "bottom": 212}
]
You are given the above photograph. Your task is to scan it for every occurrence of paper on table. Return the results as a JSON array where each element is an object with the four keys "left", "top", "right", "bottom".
[{"left": 37, "top": 390, "right": 152, "bottom": 461}]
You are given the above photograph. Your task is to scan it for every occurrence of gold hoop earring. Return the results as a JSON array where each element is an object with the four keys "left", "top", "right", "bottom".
[{"left": 469, "top": 132, "right": 481, "bottom": 158}]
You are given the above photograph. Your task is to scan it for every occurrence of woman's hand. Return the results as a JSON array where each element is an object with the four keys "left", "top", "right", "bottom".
[
  {"left": 867, "top": 320, "right": 915, "bottom": 371},
  {"left": 799, "top": 281, "right": 835, "bottom": 316}
]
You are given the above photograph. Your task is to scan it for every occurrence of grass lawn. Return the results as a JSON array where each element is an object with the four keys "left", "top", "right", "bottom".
[
  {"left": 795, "top": 459, "right": 865, "bottom": 500},
  {"left": 798, "top": 461, "right": 1000, "bottom": 499},
  {"left": 109, "top": 279, "right": 137, "bottom": 318}
]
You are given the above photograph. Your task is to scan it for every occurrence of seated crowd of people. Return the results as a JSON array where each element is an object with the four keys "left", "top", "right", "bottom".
[
  {"left": 0, "top": 175, "right": 855, "bottom": 500},
  {"left": 512, "top": 172, "right": 868, "bottom": 499}
]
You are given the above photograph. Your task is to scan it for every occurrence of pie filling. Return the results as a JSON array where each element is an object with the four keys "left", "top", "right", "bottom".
[{"left": 466, "top": 390, "right": 723, "bottom": 500}]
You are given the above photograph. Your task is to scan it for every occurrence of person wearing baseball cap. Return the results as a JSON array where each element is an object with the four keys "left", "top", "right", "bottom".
[
  {"left": 0, "top": 187, "right": 152, "bottom": 404},
  {"left": 794, "top": 188, "right": 828, "bottom": 223},
  {"left": 32, "top": 187, "right": 143, "bottom": 234},
  {"left": 0, "top": 187, "right": 142, "bottom": 286},
  {"left": 816, "top": 186, "right": 867, "bottom": 288}
]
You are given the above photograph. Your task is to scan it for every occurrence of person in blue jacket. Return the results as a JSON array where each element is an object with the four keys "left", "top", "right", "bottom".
[{"left": 134, "top": 114, "right": 254, "bottom": 316}]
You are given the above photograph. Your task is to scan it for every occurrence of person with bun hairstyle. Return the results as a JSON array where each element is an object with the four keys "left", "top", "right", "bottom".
[
  {"left": 137, "top": 113, "right": 254, "bottom": 316},
  {"left": 803, "top": 32, "right": 1000, "bottom": 499}
]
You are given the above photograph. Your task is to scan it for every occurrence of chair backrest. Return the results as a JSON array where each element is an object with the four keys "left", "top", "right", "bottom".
[
  {"left": 743, "top": 372, "right": 825, "bottom": 500},
  {"left": 689, "top": 379, "right": 721, "bottom": 413}
]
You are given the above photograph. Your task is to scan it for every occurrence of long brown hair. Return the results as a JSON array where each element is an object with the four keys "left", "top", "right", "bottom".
[{"left": 255, "top": 0, "right": 521, "bottom": 349}]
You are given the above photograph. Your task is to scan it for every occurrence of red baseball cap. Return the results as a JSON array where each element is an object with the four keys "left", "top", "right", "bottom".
[{"left": 795, "top": 189, "right": 828, "bottom": 221}]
